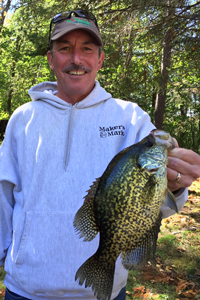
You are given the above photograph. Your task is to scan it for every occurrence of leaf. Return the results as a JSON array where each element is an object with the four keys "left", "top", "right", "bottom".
[
  {"left": 176, "top": 281, "right": 190, "bottom": 294},
  {"left": 181, "top": 290, "right": 196, "bottom": 299},
  {"left": 177, "top": 247, "right": 186, "bottom": 252},
  {"left": 0, "top": 289, "right": 5, "bottom": 297},
  {"left": 143, "top": 290, "right": 153, "bottom": 298},
  {"left": 126, "top": 290, "right": 131, "bottom": 295},
  {"left": 132, "top": 286, "right": 145, "bottom": 297}
]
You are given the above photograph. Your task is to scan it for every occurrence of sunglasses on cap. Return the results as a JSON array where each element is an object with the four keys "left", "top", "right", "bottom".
[{"left": 49, "top": 10, "right": 99, "bottom": 43}]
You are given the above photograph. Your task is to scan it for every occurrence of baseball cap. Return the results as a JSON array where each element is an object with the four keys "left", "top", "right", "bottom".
[{"left": 50, "top": 16, "right": 103, "bottom": 47}]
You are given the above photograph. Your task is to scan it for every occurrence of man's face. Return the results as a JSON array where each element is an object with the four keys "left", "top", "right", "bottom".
[{"left": 47, "top": 29, "right": 105, "bottom": 104}]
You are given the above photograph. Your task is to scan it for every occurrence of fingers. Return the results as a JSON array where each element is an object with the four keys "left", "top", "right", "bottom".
[
  {"left": 168, "top": 148, "right": 200, "bottom": 168},
  {"left": 168, "top": 156, "right": 200, "bottom": 180},
  {"left": 167, "top": 148, "right": 200, "bottom": 192},
  {"left": 167, "top": 167, "right": 193, "bottom": 191},
  {"left": 172, "top": 138, "right": 179, "bottom": 148}
]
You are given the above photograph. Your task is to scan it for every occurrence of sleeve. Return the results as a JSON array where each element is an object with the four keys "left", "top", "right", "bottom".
[
  {"left": 0, "top": 122, "right": 20, "bottom": 266},
  {"left": 0, "top": 181, "right": 15, "bottom": 266},
  {"left": 129, "top": 104, "right": 188, "bottom": 219},
  {"left": 131, "top": 105, "right": 156, "bottom": 143},
  {"left": 160, "top": 188, "right": 188, "bottom": 219}
]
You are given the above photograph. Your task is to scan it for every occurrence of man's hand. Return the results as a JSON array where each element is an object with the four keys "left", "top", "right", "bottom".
[{"left": 167, "top": 142, "right": 200, "bottom": 192}]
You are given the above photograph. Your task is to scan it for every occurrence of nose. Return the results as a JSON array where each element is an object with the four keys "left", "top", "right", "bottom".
[{"left": 71, "top": 49, "right": 82, "bottom": 65}]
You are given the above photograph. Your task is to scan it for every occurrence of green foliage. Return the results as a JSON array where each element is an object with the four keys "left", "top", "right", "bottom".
[
  {"left": 0, "top": 0, "right": 199, "bottom": 152},
  {"left": 0, "top": 265, "right": 5, "bottom": 282}
]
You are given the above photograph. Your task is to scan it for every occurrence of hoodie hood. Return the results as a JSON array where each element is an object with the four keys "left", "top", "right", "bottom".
[
  {"left": 28, "top": 80, "right": 112, "bottom": 170},
  {"left": 28, "top": 81, "right": 112, "bottom": 109}
]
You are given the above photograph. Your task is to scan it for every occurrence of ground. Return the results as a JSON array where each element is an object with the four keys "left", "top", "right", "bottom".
[
  {"left": 126, "top": 179, "right": 200, "bottom": 300},
  {"left": 0, "top": 180, "right": 200, "bottom": 300}
]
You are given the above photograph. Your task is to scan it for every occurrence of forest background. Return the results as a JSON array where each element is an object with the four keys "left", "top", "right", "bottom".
[
  {"left": 0, "top": 0, "right": 200, "bottom": 152},
  {"left": 0, "top": 1, "right": 200, "bottom": 299}
]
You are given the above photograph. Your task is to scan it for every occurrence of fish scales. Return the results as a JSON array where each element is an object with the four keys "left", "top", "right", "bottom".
[{"left": 74, "top": 130, "right": 178, "bottom": 300}]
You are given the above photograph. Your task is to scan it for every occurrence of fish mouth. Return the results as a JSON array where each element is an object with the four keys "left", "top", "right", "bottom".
[
  {"left": 149, "top": 168, "right": 158, "bottom": 173},
  {"left": 138, "top": 162, "right": 159, "bottom": 173},
  {"left": 150, "top": 129, "right": 175, "bottom": 150}
]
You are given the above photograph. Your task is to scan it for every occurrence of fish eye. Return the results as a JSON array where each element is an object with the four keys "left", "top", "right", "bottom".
[{"left": 145, "top": 141, "right": 154, "bottom": 147}]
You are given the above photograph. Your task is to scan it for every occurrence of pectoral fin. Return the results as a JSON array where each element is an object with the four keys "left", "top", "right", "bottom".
[{"left": 163, "top": 189, "right": 178, "bottom": 213}]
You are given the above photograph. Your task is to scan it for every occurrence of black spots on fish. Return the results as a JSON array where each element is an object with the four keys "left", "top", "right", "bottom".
[
  {"left": 74, "top": 131, "right": 174, "bottom": 300},
  {"left": 74, "top": 199, "right": 98, "bottom": 241},
  {"left": 75, "top": 253, "right": 114, "bottom": 300},
  {"left": 121, "top": 213, "right": 162, "bottom": 270}
]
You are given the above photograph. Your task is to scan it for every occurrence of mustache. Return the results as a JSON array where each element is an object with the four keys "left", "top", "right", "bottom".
[{"left": 62, "top": 64, "right": 91, "bottom": 73}]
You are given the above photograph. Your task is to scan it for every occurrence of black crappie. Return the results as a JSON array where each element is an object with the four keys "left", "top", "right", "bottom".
[{"left": 73, "top": 130, "right": 178, "bottom": 300}]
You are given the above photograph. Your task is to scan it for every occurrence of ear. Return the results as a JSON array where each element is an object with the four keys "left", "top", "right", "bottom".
[
  {"left": 47, "top": 51, "right": 54, "bottom": 70},
  {"left": 97, "top": 51, "right": 105, "bottom": 71}
]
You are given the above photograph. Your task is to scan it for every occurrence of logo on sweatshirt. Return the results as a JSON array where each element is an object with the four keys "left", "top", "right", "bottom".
[{"left": 99, "top": 125, "right": 125, "bottom": 138}]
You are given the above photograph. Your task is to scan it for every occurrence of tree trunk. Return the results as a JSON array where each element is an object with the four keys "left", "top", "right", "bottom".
[
  {"left": 154, "top": 27, "right": 173, "bottom": 129},
  {"left": 154, "top": 1, "right": 175, "bottom": 129},
  {"left": 0, "top": 0, "right": 12, "bottom": 32},
  {"left": 152, "top": 87, "right": 156, "bottom": 108}
]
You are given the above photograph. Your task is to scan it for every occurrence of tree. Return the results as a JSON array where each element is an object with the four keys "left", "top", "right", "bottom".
[
  {"left": 0, "top": 0, "right": 199, "bottom": 151},
  {"left": 0, "top": 0, "right": 12, "bottom": 32}
]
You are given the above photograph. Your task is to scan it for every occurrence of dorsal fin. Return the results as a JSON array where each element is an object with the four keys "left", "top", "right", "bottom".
[
  {"left": 84, "top": 177, "right": 101, "bottom": 204},
  {"left": 74, "top": 178, "right": 101, "bottom": 242}
]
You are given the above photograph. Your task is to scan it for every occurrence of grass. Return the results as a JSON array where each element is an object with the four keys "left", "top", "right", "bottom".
[
  {"left": 0, "top": 265, "right": 5, "bottom": 299},
  {"left": 0, "top": 179, "right": 200, "bottom": 300},
  {"left": 126, "top": 181, "right": 200, "bottom": 299}
]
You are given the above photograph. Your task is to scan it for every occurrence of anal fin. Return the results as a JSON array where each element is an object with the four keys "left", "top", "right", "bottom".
[{"left": 75, "top": 253, "right": 114, "bottom": 300}]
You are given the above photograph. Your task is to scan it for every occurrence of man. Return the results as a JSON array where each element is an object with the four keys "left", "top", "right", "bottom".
[{"left": 0, "top": 10, "right": 200, "bottom": 300}]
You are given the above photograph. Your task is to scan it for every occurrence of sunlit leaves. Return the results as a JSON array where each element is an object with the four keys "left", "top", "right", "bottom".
[{"left": 0, "top": 0, "right": 199, "bottom": 151}]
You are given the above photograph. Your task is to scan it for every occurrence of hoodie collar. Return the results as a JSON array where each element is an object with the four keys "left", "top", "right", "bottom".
[{"left": 28, "top": 81, "right": 112, "bottom": 109}]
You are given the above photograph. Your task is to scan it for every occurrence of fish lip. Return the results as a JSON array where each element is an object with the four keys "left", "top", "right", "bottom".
[
  {"left": 150, "top": 129, "right": 175, "bottom": 150},
  {"left": 149, "top": 168, "right": 158, "bottom": 173},
  {"left": 140, "top": 166, "right": 159, "bottom": 173}
]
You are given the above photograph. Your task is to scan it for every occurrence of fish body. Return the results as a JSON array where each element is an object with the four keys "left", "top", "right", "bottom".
[{"left": 74, "top": 130, "right": 177, "bottom": 300}]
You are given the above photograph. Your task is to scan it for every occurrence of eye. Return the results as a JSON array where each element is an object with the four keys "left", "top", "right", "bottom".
[
  {"left": 145, "top": 141, "right": 153, "bottom": 147},
  {"left": 61, "top": 47, "right": 69, "bottom": 50},
  {"left": 83, "top": 47, "right": 93, "bottom": 52},
  {"left": 58, "top": 46, "right": 70, "bottom": 52}
]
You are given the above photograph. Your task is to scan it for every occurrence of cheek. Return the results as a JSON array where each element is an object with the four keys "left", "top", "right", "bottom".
[{"left": 53, "top": 55, "right": 68, "bottom": 70}]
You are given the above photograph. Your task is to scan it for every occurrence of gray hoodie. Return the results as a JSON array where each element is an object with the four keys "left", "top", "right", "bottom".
[{"left": 0, "top": 81, "right": 187, "bottom": 300}]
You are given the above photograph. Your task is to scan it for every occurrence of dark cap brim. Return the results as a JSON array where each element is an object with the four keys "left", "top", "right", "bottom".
[{"left": 50, "top": 18, "right": 103, "bottom": 47}]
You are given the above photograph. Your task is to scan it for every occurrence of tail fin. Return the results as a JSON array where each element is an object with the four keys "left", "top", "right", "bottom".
[{"left": 75, "top": 253, "right": 115, "bottom": 300}]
